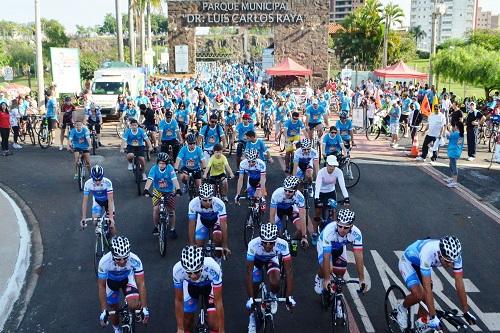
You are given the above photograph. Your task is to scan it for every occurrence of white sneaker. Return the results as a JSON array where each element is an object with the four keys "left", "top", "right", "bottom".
[
  {"left": 314, "top": 274, "right": 323, "bottom": 295},
  {"left": 127, "top": 163, "right": 133, "bottom": 171},
  {"left": 248, "top": 313, "right": 257, "bottom": 333},
  {"left": 396, "top": 303, "right": 408, "bottom": 329},
  {"left": 13, "top": 143, "right": 22, "bottom": 149},
  {"left": 447, "top": 181, "right": 458, "bottom": 188},
  {"left": 467, "top": 157, "right": 475, "bottom": 161},
  {"left": 59, "top": 145, "right": 63, "bottom": 151},
  {"left": 415, "top": 156, "right": 424, "bottom": 161},
  {"left": 392, "top": 143, "right": 399, "bottom": 148},
  {"left": 443, "top": 177, "right": 453, "bottom": 183},
  {"left": 142, "top": 173, "right": 147, "bottom": 181},
  {"left": 113, "top": 325, "right": 123, "bottom": 333},
  {"left": 269, "top": 292, "right": 278, "bottom": 314}
]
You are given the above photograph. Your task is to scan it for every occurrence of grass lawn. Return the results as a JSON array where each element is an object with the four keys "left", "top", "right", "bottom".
[{"left": 407, "top": 59, "right": 486, "bottom": 99}]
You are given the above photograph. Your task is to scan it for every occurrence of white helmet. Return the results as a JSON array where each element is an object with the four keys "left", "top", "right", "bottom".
[
  {"left": 337, "top": 208, "right": 355, "bottom": 225},
  {"left": 260, "top": 223, "right": 278, "bottom": 242},
  {"left": 300, "top": 138, "right": 312, "bottom": 150},
  {"left": 111, "top": 236, "right": 131, "bottom": 259},
  {"left": 283, "top": 176, "right": 300, "bottom": 190},
  {"left": 439, "top": 236, "right": 462, "bottom": 261},
  {"left": 245, "top": 148, "right": 259, "bottom": 161},
  {"left": 198, "top": 183, "right": 213, "bottom": 199},
  {"left": 181, "top": 245, "right": 204, "bottom": 273}
]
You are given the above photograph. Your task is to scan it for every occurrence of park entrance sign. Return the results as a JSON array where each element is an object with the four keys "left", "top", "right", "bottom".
[{"left": 167, "top": 0, "right": 329, "bottom": 84}]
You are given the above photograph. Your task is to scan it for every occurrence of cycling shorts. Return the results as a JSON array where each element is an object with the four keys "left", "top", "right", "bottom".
[
  {"left": 398, "top": 254, "right": 429, "bottom": 289},
  {"left": 73, "top": 147, "right": 89, "bottom": 154},
  {"left": 126, "top": 145, "right": 145, "bottom": 157},
  {"left": 252, "top": 257, "right": 280, "bottom": 283},
  {"left": 208, "top": 173, "right": 227, "bottom": 184},
  {"left": 183, "top": 282, "right": 215, "bottom": 314},
  {"left": 296, "top": 166, "right": 313, "bottom": 179},
  {"left": 316, "top": 244, "right": 347, "bottom": 272},
  {"left": 87, "top": 121, "right": 101, "bottom": 134},
  {"left": 92, "top": 199, "right": 109, "bottom": 216},
  {"left": 61, "top": 121, "right": 74, "bottom": 130},
  {"left": 195, "top": 216, "right": 221, "bottom": 241},
  {"left": 285, "top": 135, "right": 300, "bottom": 153},
  {"left": 275, "top": 206, "right": 300, "bottom": 231},
  {"left": 178, "top": 121, "right": 187, "bottom": 134},
  {"left": 246, "top": 179, "right": 261, "bottom": 198},
  {"left": 308, "top": 122, "right": 322, "bottom": 131},
  {"left": 315, "top": 190, "right": 336, "bottom": 208},
  {"left": 152, "top": 189, "right": 176, "bottom": 208},
  {"left": 143, "top": 124, "right": 157, "bottom": 132},
  {"left": 106, "top": 274, "right": 139, "bottom": 305},
  {"left": 180, "top": 167, "right": 202, "bottom": 180}
]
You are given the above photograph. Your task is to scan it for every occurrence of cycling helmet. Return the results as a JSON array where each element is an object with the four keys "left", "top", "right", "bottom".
[
  {"left": 300, "top": 138, "right": 312, "bottom": 150},
  {"left": 283, "top": 176, "right": 300, "bottom": 190},
  {"left": 340, "top": 111, "right": 348, "bottom": 118},
  {"left": 439, "top": 236, "right": 462, "bottom": 261},
  {"left": 245, "top": 148, "right": 259, "bottom": 161},
  {"left": 260, "top": 223, "right": 278, "bottom": 242},
  {"left": 198, "top": 182, "right": 214, "bottom": 199},
  {"left": 181, "top": 245, "right": 204, "bottom": 273},
  {"left": 186, "top": 133, "right": 197, "bottom": 144},
  {"left": 111, "top": 236, "right": 131, "bottom": 259},
  {"left": 337, "top": 208, "right": 355, "bottom": 225},
  {"left": 157, "top": 152, "right": 169, "bottom": 164},
  {"left": 90, "top": 165, "right": 104, "bottom": 181}
]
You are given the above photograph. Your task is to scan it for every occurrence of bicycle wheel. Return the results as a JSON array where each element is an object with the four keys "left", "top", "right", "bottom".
[
  {"left": 78, "top": 163, "right": 85, "bottom": 191},
  {"left": 278, "top": 132, "right": 286, "bottom": 152},
  {"left": 94, "top": 233, "right": 104, "bottom": 277},
  {"left": 158, "top": 216, "right": 168, "bottom": 257},
  {"left": 399, "top": 124, "right": 406, "bottom": 138},
  {"left": 28, "top": 124, "right": 36, "bottom": 145},
  {"left": 92, "top": 135, "right": 97, "bottom": 156},
  {"left": 342, "top": 161, "right": 360, "bottom": 189},
  {"left": 331, "top": 295, "right": 349, "bottom": 333},
  {"left": 384, "top": 285, "right": 408, "bottom": 333},
  {"left": 264, "top": 316, "right": 275, "bottom": 333},
  {"left": 38, "top": 126, "right": 50, "bottom": 149},
  {"left": 366, "top": 124, "right": 380, "bottom": 141},
  {"left": 244, "top": 210, "right": 257, "bottom": 246},
  {"left": 16, "top": 128, "right": 26, "bottom": 142},
  {"left": 488, "top": 133, "right": 496, "bottom": 153},
  {"left": 134, "top": 160, "right": 142, "bottom": 196}
]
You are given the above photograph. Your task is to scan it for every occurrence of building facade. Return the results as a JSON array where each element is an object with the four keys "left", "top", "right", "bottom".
[
  {"left": 476, "top": 7, "right": 499, "bottom": 29},
  {"left": 410, "top": 0, "right": 478, "bottom": 52},
  {"left": 329, "top": 0, "right": 364, "bottom": 22}
]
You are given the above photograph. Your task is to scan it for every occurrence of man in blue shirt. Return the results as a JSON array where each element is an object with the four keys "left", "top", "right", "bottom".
[
  {"left": 335, "top": 111, "right": 355, "bottom": 149},
  {"left": 159, "top": 111, "right": 181, "bottom": 161},
  {"left": 283, "top": 111, "right": 305, "bottom": 173},
  {"left": 322, "top": 126, "right": 345, "bottom": 161},
  {"left": 68, "top": 119, "right": 91, "bottom": 179},
  {"left": 389, "top": 100, "right": 402, "bottom": 148},
  {"left": 199, "top": 114, "right": 226, "bottom": 161},
  {"left": 235, "top": 113, "right": 255, "bottom": 166},
  {"left": 245, "top": 130, "right": 273, "bottom": 163},
  {"left": 305, "top": 99, "right": 327, "bottom": 140},
  {"left": 45, "top": 90, "right": 59, "bottom": 142},
  {"left": 120, "top": 119, "right": 153, "bottom": 181}
]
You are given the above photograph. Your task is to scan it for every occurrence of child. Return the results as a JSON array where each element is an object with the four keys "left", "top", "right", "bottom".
[
  {"left": 203, "top": 144, "right": 235, "bottom": 202},
  {"left": 9, "top": 100, "right": 22, "bottom": 149},
  {"left": 444, "top": 121, "right": 464, "bottom": 188}
]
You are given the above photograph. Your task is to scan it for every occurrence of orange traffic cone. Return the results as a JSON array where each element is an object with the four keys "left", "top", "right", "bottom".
[{"left": 410, "top": 133, "right": 419, "bottom": 157}]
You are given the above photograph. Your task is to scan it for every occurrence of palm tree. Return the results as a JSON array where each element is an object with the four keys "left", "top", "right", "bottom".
[
  {"left": 409, "top": 25, "right": 427, "bottom": 48},
  {"left": 146, "top": 0, "right": 163, "bottom": 59},
  {"left": 115, "top": 0, "right": 124, "bottom": 62},
  {"left": 128, "top": 0, "right": 136, "bottom": 66},
  {"left": 382, "top": 3, "right": 404, "bottom": 67}
]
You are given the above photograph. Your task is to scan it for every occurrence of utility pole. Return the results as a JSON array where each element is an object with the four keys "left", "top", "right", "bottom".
[
  {"left": 429, "top": 0, "right": 446, "bottom": 86},
  {"left": 128, "top": 0, "right": 136, "bottom": 66},
  {"left": 116, "top": 0, "right": 124, "bottom": 62},
  {"left": 35, "top": 0, "right": 45, "bottom": 108}
]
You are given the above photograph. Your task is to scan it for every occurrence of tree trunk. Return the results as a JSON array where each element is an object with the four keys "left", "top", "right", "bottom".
[
  {"left": 382, "top": 17, "right": 389, "bottom": 67},
  {"left": 140, "top": 13, "right": 146, "bottom": 67},
  {"left": 146, "top": 1, "right": 152, "bottom": 51},
  {"left": 128, "top": 0, "right": 136, "bottom": 66},
  {"left": 116, "top": 0, "right": 124, "bottom": 62}
]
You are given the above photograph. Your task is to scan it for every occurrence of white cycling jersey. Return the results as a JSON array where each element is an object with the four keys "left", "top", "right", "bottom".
[
  {"left": 318, "top": 223, "right": 363, "bottom": 255},
  {"left": 314, "top": 167, "right": 348, "bottom": 199},
  {"left": 83, "top": 177, "right": 113, "bottom": 202},
  {"left": 239, "top": 158, "right": 266, "bottom": 187},
  {"left": 188, "top": 197, "right": 227, "bottom": 223},
  {"left": 172, "top": 257, "right": 222, "bottom": 289},
  {"left": 97, "top": 252, "right": 144, "bottom": 281},
  {"left": 246, "top": 237, "right": 291, "bottom": 262},
  {"left": 403, "top": 239, "right": 463, "bottom": 277},
  {"left": 293, "top": 147, "right": 319, "bottom": 169},
  {"left": 270, "top": 187, "right": 305, "bottom": 210}
]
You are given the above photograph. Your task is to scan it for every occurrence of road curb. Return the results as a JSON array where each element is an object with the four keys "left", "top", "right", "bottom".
[{"left": 0, "top": 183, "right": 44, "bottom": 332}]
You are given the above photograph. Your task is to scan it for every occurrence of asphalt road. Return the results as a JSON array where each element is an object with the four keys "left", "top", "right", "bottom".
[{"left": 1, "top": 129, "right": 499, "bottom": 333}]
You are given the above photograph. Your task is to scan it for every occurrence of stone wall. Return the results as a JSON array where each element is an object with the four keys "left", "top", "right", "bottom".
[
  {"left": 196, "top": 33, "right": 273, "bottom": 61},
  {"left": 167, "top": 0, "right": 329, "bottom": 86}
]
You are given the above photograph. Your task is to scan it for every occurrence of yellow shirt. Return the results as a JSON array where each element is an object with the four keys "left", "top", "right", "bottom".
[{"left": 207, "top": 154, "right": 228, "bottom": 176}]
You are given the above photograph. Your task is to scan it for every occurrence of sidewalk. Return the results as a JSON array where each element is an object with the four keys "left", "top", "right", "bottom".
[{"left": 0, "top": 187, "right": 31, "bottom": 332}]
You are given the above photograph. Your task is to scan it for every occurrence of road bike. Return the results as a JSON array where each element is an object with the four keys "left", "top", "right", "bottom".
[
  {"left": 105, "top": 302, "right": 143, "bottom": 333},
  {"left": 81, "top": 212, "right": 112, "bottom": 277},
  {"left": 277, "top": 214, "right": 299, "bottom": 257},
  {"left": 226, "top": 125, "right": 235, "bottom": 155},
  {"left": 194, "top": 290, "right": 211, "bottom": 333},
  {"left": 299, "top": 176, "right": 315, "bottom": 231},
  {"left": 366, "top": 115, "right": 406, "bottom": 141},
  {"left": 321, "top": 274, "right": 359, "bottom": 333},
  {"left": 331, "top": 149, "right": 360, "bottom": 189},
  {"left": 201, "top": 228, "right": 226, "bottom": 269},
  {"left": 317, "top": 198, "right": 349, "bottom": 233},
  {"left": 384, "top": 284, "right": 470, "bottom": 333},
  {"left": 157, "top": 192, "right": 175, "bottom": 257},
  {"left": 276, "top": 127, "right": 286, "bottom": 152},
  {"left": 132, "top": 154, "right": 143, "bottom": 196},
  {"left": 37, "top": 116, "right": 53, "bottom": 149},
  {"left": 75, "top": 150, "right": 88, "bottom": 191},
  {"left": 240, "top": 196, "right": 264, "bottom": 246},
  {"left": 89, "top": 127, "right": 98, "bottom": 156},
  {"left": 311, "top": 126, "right": 322, "bottom": 158},
  {"left": 263, "top": 113, "right": 272, "bottom": 141}
]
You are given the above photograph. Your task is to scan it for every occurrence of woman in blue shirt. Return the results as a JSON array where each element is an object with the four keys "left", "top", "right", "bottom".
[{"left": 445, "top": 122, "right": 464, "bottom": 188}]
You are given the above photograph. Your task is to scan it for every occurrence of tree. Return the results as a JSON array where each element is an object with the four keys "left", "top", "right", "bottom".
[
  {"left": 150, "top": 14, "right": 168, "bottom": 35},
  {"left": 41, "top": 19, "right": 69, "bottom": 59},
  {"left": 386, "top": 31, "right": 416, "bottom": 65},
  {"left": 80, "top": 51, "right": 100, "bottom": 80},
  {"left": 382, "top": 3, "right": 404, "bottom": 67},
  {"left": 409, "top": 25, "right": 426, "bottom": 46},
  {"left": 0, "top": 41, "right": 12, "bottom": 67},
  {"left": 99, "top": 13, "right": 117, "bottom": 35}
]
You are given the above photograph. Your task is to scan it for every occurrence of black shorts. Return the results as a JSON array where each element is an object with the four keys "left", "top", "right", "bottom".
[
  {"left": 87, "top": 121, "right": 101, "bottom": 134},
  {"left": 178, "top": 121, "right": 187, "bottom": 134},
  {"left": 106, "top": 278, "right": 139, "bottom": 298},
  {"left": 236, "top": 141, "right": 246, "bottom": 157},
  {"left": 315, "top": 190, "right": 336, "bottom": 208},
  {"left": 47, "top": 118, "right": 57, "bottom": 131},
  {"left": 181, "top": 167, "right": 202, "bottom": 180},
  {"left": 73, "top": 147, "right": 90, "bottom": 154},
  {"left": 209, "top": 174, "right": 226, "bottom": 183},
  {"left": 400, "top": 114, "right": 409, "bottom": 124},
  {"left": 61, "top": 121, "right": 74, "bottom": 130},
  {"left": 186, "top": 284, "right": 215, "bottom": 311},
  {"left": 308, "top": 122, "right": 322, "bottom": 130},
  {"left": 143, "top": 123, "right": 157, "bottom": 132},
  {"left": 127, "top": 145, "right": 145, "bottom": 157}
]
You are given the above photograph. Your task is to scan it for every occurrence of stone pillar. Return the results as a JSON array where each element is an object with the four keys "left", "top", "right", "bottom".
[{"left": 168, "top": 2, "right": 197, "bottom": 74}]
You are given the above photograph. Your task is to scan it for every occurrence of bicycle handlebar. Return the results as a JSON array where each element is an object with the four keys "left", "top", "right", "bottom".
[{"left": 254, "top": 297, "right": 287, "bottom": 303}]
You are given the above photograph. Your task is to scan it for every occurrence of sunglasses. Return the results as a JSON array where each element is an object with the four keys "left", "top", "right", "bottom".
[
  {"left": 187, "top": 269, "right": 202, "bottom": 276},
  {"left": 330, "top": 131, "right": 337, "bottom": 134},
  {"left": 210, "top": 121, "right": 217, "bottom": 124},
  {"left": 302, "top": 149, "right": 310, "bottom": 153},
  {"left": 201, "top": 198, "right": 212, "bottom": 203},
  {"left": 188, "top": 142, "right": 196, "bottom": 145},
  {"left": 261, "top": 241, "right": 276, "bottom": 246},
  {"left": 113, "top": 257, "right": 129, "bottom": 262},
  {"left": 284, "top": 189, "right": 295, "bottom": 194},
  {"left": 336, "top": 224, "right": 351, "bottom": 230},
  {"left": 440, "top": 254, "right": 454, "bottom": 263}
]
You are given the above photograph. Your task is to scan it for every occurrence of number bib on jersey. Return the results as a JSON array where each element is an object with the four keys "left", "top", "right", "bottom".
[
  {"left": 187, "top": 159, "right": 195, "bottom": 168},
  {"left": 132, "top": 140, "right": 139, "bottom": 146},
  {"left": 158, "top": 179, "right": 167, "bottom": 188},
  {"left": 208, "top": 136, "right": 216, "bottom": 144}
]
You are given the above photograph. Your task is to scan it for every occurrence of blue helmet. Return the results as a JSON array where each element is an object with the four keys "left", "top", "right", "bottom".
[{"left": 90, "top": 165, "right": 104, "bottom": 181}]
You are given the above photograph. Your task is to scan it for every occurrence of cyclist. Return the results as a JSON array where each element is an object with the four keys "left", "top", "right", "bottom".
[
  {"left": 235, "top": 149, "right": 267, "bottom": 207},
  {"left": 59, "top": 96, "right": 75, "bottom": 150},
  {"left": 245, "top": 224, "right": 295, "bottom": 332},
  {"left": 235, "top": 113, "right": 255, "bottom": 167},
  {"left": 120, "top": 118, "right": 152, "bottom": 181},
  {"left": 396, "top": 236, "right": 477, "bottom": 331},
  {"left": 188, "top": 183, "right": 230, "bottom": 261},
  {"left": 68, "top": 119, "right": 91, "bottom": 180},
  {"left": 335, "top": 111, "right": 355, "bottom": 149},
  {"left": 292, "top": 138, "right": 319, "bottom": 185},
  {"left": 223, "top": 105, "right": 238, "bottom": 143},
  {"left": 173, "top": 245, "right": 225, "bottom": 333},
  {"left": 135, "top": 90, "right": 150, "bottom": 108},
  {"left": 269, "top": 176, "right": 309, "bottom": 250},
  {"left": 81, "top": 165, "right": 115, "bottom": 233},
  {"left": 175, "top": 102, "right": 190, "bottom": 140},
  {"left": 141, "top": 103, "right": 158, "bottom": 152},
  {"left": 85, "top": 102, "right": 103, "bottom": 147},
  {"left": 175, "top": 133, "right": 206, "bottom": 193},
  {"left": 321, "top": 126, "right": 346, "bottom": 164},
  {"left": 244, "top": 130, "right": 273, "bottom": 163},
  {"left": 159, "top": 110, "right": 181, "bottom": 161},
  {"left": 203, "top": 144, "right": 235, "bottom": 202},
  {"left": 312, "top": 155, "right": 350, "bottom": 245},
  {"left": 122, "top": 99, "right": 140, "bottom": 122},
  {"left": 143, "top": 152, "right": 182, "bottom": 237},
  {"left": 283, "top": 111, "right": 305, "bottom": 173},
  {"left": 98, "top": 236, "right": 149, "bottom": 333},
  {"left": 305, "top": 98, "right": 326, "bottom": 140},
  {"left": 199, "top": 113, "right": 226, "bottom": 161},
  {"left": 314, "top": 208, "right": 366, "bottom": 295},
  {"left": 274, "top": 98, "right": 289, "bottom": 143}
]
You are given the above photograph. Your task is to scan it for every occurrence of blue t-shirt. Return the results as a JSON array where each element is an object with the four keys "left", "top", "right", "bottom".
[
  {"left": 225, "top": 113, "right": 238, "bottom": 126},
  {"left": 389, "top": 106, "right": 401, "bottom": 124},
  {"left": 245, "top": 139, "right": 268, "bottom": 160},
  {"left": 123, "top": 128, "right": 148, "bottom": 147},
  {"left": 175, "top": 108, "right": 190, "bottom": 123},
  {"left": 323, "top": 133, "right": 343, "bottom": 154},
  {"left": 340, "top": 95, "right": 351, "bottom": 111},
  {"left": 159, "top": 119, "right": 179, "bottom": 141},
  {"left": 447, "top": 131, "right": 464, "bottom": 159},
  {"left": 305, "top": 105, "right": 325, "bottom": 124},
  {"left": 200, "top": 124, "right": 225, "bottom": 150},
  {"left": 177, "top": 145, "right": 204, "bottom": 169},
  {"left": 69, "top": 127, "right": 90, "bottom": 149},
  {"left": 46, "top": 98, "right": 57, "bottom": 119},
  {"left": 335, "top": 119, "right": 353, "bottom": 141},
  {"left": 147, "top": 164, "right": 177, "bottom": 193},
  {"left": 124, "top": 107, "right": 140, "bottom": 121},
  {"left": 135, "top": 96, "right": 149, "bottom": 107},
  {"left": 274, "top": 106, "right": 288, "bottom": 122},
  {"left": 283, "top": 119, "right": 304, "bottom": 137},
  {"left": 235, "top": 122, "right": 254, "bottom": 141}
]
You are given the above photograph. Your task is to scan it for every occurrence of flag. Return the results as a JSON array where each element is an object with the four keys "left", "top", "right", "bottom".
[
  {"left": 421, "top": 95, "right": 431, "bottom": 117},
  {"left": 375, "top": 94, "right": 382, "bottom": 109},
  {"left": 432, "top": 95, "right": 439, "bottom": 113}
]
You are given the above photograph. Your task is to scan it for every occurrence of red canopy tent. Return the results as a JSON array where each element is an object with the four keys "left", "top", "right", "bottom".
[
  {"left": 374, "top": 61, "right": 428, "bottom": 80},
  {"left": 266, "top": 57, "right": 312, "bottom": 76}
]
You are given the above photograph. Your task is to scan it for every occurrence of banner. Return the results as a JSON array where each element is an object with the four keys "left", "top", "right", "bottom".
[
  {"left": 50, "top": 48, "right": 81, "bottom": 94},
  {"left": 175, "top": 45, "right": 189, "bottom": 73}
]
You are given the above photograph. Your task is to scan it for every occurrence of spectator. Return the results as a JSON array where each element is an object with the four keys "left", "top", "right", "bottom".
[
  {"left": 9, "top": 100, "right": 22, "bottom": 149},
  {"left": 465, "top": 102, "right": 484, "bottom": 161},
  {"left": 450, "top": 101, "right": 463, "bottom": 127},
  {"left": 444, "top": 121, "right": 465, "bottom": 188},
  {"left": 416, "top": 105, "right": 446, "bottom": 162},
  {"left": 0, "top": 102, "right": 11, "bottom": 156},
  {"left": 389, "top": 100, "right": 401, "bottom": 148},
  {"left": 59, "top": 96, "right": 75, "bottom": 150}
]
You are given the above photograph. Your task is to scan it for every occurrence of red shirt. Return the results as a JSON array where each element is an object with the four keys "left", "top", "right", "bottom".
[{"left": 0, "top": 111, "right": 10, "bottom": 128}]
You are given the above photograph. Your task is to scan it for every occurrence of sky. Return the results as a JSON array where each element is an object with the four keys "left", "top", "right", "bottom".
[{"left": 0, "top": 0, "right": 498, "bottom": 33}]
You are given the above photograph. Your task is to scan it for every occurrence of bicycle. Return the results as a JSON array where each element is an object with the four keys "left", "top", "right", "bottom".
[
  {"left": 253, "top": 269, "right": 288, "bottom": 333},
  {"left": 89, "top": 127, "right": 98, "bottom": 156},
  {"left": 23, "top": 114, "right": 37, "bottom": 145},
  {"left": 194, "top": 291, "right": 211, "bottom": 333},
  {"left": 336, "top": 151, "right": 360, "bottom": 189},
  {"left": 37, "top": 116, "right": 53, "bottom": 149},
  {"left": 157, "top": 192, "right": 175, "bottom": 257},
  {"left": 209, "top": 175, "right": 228, "bottom": 201},
  {"left": 320, "top": 274, "right": 359, "bottom": 333},
  {"left": 132, "top": 154, "right": 143, "bottom": 196},
  {"left": 366, "top": 115, "right": 406, "bottom": 141},
  {"left": 276, "top": 127, "right": 286, "bottom": 152},
  {"left": 182, "top": 169, "right": 199, "bottom": 200},
  {"left": 239, "top": 196, "right": 264, "bottom": 246},
  {"left": 318, "top": 198, "right": 349, "bottom": 233},
  {"left": 81, "top": 212, "right": 112, "bottom": 277},
  {"left": 311, "top": 126, "right": 322, "bottom": 158},
  {"left": 263, "top": 113, "right": 272, "bottom": 141},
  {"left": 384, "top": 284, "right": 470, "bottom": 333},
  {"left": 487, "top": 121, "right": 499, "bottom": 153},
  {"left": 299, "top": 177, "right": 314, "bottom": 232},
  {"left": 104, "top": 302, "right": 143, "bottom": 333},
  {"left": 75, "top": 150, "right": 87, "bottom": 191},
  {"left": 277, "top": 214, "right": 299, "bottom": 258},
  {"left": 226, "top": 125, "right": 235, "bottom": 155}
]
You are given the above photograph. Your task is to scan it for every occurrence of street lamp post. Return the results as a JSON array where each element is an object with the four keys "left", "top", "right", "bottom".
[
  {"left": 429, "top": 0, "right": 446, "bottom": 86},
  {"left": 34, "top": 0, "right": 45, "bottom": 108}
]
